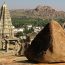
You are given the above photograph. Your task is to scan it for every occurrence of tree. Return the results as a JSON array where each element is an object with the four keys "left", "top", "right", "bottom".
[
  {"left": 23, "top": 27, "right": 29, "bottom": 34},
  {"left": 15, "top": 32, "right": 23, "bottom": 38}
]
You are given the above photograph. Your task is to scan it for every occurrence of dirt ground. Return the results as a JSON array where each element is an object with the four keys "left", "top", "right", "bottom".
[{"left": 0, "top": 55, "right": 65, "bottom": 65}]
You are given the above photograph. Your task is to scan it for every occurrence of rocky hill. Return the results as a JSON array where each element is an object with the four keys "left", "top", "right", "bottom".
[{"left": 10, "top": 5, "right": 65, "bottom": 19}]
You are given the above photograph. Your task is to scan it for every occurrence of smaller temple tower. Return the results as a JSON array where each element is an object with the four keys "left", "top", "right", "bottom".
[{"left": 0, "top": 2, "right": 13, "bottom": 38}]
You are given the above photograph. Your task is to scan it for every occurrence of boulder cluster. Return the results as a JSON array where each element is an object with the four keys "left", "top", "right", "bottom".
[{"left": 25, "top": 20, "right": 65, "bottom": 63}]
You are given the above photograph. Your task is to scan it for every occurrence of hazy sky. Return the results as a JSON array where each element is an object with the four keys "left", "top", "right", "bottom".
[{"left": 0, "top": 0, "right": 65, "bottom": 11}]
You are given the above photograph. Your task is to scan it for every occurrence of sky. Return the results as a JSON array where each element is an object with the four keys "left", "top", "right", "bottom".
[{"left": 0, "top": 0, "right": 65, "bottom": 11}]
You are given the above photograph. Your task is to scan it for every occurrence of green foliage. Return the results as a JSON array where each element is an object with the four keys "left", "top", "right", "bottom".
[
  {"left": 12, "top": 17, "right": 49, "bottom": 28},
  {"left": 15, "top": 32, "right": 23, "bottom": 38},
  {"left": 12, "top": 17, "right": 65, "bottom": 28},
  {"left": 29, "top": 27, "right": 34, "bottom": 33},
  {"left": 55, "top": 17, "right": 65, "bottom": 25},
  {"left": 23, "top": 27, "right": 29, "bottom": 34}
]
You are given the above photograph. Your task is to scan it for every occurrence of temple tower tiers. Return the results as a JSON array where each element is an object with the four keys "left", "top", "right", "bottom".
[{"left": 0, "top": 2, "right": 13, "bottom": 38}]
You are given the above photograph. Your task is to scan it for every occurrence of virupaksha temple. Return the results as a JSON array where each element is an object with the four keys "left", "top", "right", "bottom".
[{"left": 0, "top": 2, "right": 14, "bottom": 38}]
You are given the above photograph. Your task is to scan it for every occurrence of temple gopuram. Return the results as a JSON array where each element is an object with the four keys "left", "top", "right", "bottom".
[{"left": 0, "top": 2, "right": 14, "bottom": 38}]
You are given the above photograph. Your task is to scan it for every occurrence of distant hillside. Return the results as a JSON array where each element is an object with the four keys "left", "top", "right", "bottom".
[{"left": 10, "top": 5, "right": 65, "bottom": 19}]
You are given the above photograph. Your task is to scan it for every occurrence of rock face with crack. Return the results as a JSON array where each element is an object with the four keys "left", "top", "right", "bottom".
[{"left": 25, "top": 20, "right": 65, "bottom": 63}]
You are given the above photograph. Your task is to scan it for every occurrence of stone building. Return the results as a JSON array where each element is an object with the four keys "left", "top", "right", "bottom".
[{"left": 0, "top": 2, "right": 13, "bottom": 38}]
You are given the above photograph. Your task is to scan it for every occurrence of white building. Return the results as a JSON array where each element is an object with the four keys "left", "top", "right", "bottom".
[
  {"left": 27, "top": 25, "right": 32, "bottom": 30},
  {"left": 33, "top": 26, "right": 43, "bottom": 33},
  {"left": 13, "top": 28, "right": 25, "bottom": 34}
]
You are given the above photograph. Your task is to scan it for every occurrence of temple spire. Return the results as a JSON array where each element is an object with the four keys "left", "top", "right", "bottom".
[
  {"left": 3, "top": 0, "right": 6, "bottom": 4},
  {"left": 0, "top": 2, "right": 14, "bottom": 38},
  {"left": 3, "top": 0, "right": 7, "bottom": 6}
]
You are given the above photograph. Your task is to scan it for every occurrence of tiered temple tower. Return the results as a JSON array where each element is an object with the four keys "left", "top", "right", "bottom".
[{"left": 0, "top": 2, "right": 13, "bottom": 38}]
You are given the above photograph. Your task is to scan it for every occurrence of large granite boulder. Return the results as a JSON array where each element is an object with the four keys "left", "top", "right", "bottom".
[{"left": 24, "top": 20, "right": 65, "bottom": 62}]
